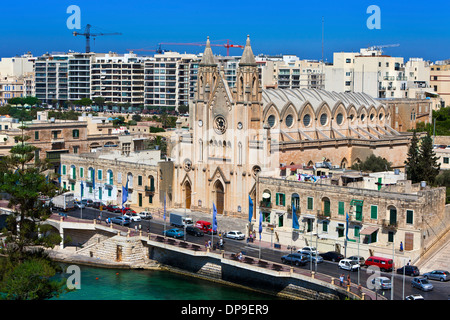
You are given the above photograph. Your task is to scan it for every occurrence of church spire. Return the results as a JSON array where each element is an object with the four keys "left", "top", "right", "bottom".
[
  {"left": 239, "top": 35, "right": 257, "bottom": 66},
  {"left": 199, "top": 36, "right": 217, "bottom": 66}
]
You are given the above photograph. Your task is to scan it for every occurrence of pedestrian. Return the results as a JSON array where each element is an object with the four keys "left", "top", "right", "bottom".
[
  {"left": 205, "top": 241, "right": 208, "bottom": 249},
  {"left": 347, "top": 275, "right": 351, "bottom": 287},
  {"left": 238, "top": 251, "right": 243, "bottom": 261},
  {"left": 400, "top": 241, "right": 403, "bottom": 252},
  {"left": 208, "top": 240, "right": 212, "bottom": 248},
  {"left": 135, "top": 225, "right": 138, "bottom": 234},
  {"left": 339, "top": 274, "right": 344, "bottom": 287}
]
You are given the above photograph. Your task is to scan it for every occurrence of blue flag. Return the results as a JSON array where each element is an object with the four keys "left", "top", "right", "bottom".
[
  {"left": 122, "top": 177, "right": 129, "bottom": 212},
  {"left": 163, "top": 193, "right": 166, "bottom": 221},
  {"left": 80, "top": 181, "right": 84, "bottom": 199},
  {"left": 248, "top": 195, "right": 253, "bottom": 222},
  {"left": 259, "top": 211, "right": 263, "bottom": 240},
  {"left": 212, "top": 203, "right": 218, "bottom": 232},
  {"left": 292, "top": 203, "right": 299, "bottom": 230},
  {"left": 92, "top": 168, "right": 95, "bottom": 190},
  {"left": 346, "top": 212, "right": 349, "bottom": 240}
]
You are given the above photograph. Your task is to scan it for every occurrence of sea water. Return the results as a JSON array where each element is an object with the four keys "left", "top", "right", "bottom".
[{"left": 52, "top": 264, "right": 275, "bottom": 300}]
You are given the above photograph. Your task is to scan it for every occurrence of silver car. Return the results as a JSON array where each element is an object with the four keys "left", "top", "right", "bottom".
[
  {"left": 301, "top": 251, "right": 324, "bottom": 263},
  {"left": 372, "top": 276, "right": 392, "bottom": 290},
  {"left": 423, "top": 270, "right": 450, "bottom": 282},
  {"left": 411, "top": 277, "right": 433, "bottom": 292}
]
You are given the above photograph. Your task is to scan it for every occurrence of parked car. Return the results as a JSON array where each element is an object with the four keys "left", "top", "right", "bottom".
[
  {"left": 347, "top": 255, "right": 365, "bottom": 266},
  {"left": 320, "top": 251, "right": 344, "bottom": 262},
  {"left": 338, "top": 259, "right": 360, "bottom": 271},
  {"left": 74, "top": 201, "right": 85, "bottom": 209},
  {"left": 164, "top": 228, "right": 184, "bottom": 239},
  {"left": 110, "top": 216, "right": 130, "bottom": 226},
  {"left": 106, "top": 205, "right": 121, "bottom": 213},
  {"left": 301, "top": 251, "right": 323, "bottom": 263},
  {"left": 81, "top": 199, "right": 93, "bottom": 207},
  {"left": 411, "top": 277, "right": 433, "bottom": 292},
  {"left": 138, "top": 211, "right": 153, "bottom": 220},
  {"left": 186, "top": 226, "right": 204, "bottom": 237},
  {"left": 124, "top": 211, "right": 142, "bottom": 222},
  {"left": 405, "top": 294, "right": 424, "bottom": 300},
  {"left": 397, "top": 265, "right": 420, "bottom": 276},
  {"left": 281, "top": 253, "right": 308, "bottom": 266},
  {"left": 423, "top": 270, "right": 450, "bottom": 282},
  {"left": 364, "top": 256, "right": 395, "bottom": 272},
  {"left": 371, "top": 276, "right": 392, "bottom": 290},
  {"left": 225, "top": 231, "right": 245, "bottom": 240},
  {"left": 92, "top": 201, "right": 106, "bottom": 209},
  {"left": 297, "top": 246, "right": 318, "bottom": 254},
  {"left": 122, "top": 207, "right": 136, "bottom": 214}
]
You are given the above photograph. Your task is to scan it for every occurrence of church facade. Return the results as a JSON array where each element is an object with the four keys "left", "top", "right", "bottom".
[{"left": 171, "top": 36, "right": 413, "bottom": 220}]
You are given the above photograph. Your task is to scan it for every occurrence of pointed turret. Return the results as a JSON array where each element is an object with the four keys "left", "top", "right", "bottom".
[
  {"left": 199, "top": 36, "right": 217, "bottom": 66},
  {"left": 239, "top": 35, "right": 257, "bottom": 66}
]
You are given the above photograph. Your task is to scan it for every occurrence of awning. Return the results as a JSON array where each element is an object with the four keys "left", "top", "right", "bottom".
[
  {"left": 262, "top": 192, "right": 271, "bottom": 199},
  {"left": 302, "top": 214, "right": 316, "bottom": 219},
  {"left": 360, "top": 226, "right": 379, "bottom": 235}
]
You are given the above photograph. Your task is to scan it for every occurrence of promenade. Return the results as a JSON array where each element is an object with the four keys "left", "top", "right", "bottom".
[{"left": 48, "top": 212, "right": 379, "bottom": 300}]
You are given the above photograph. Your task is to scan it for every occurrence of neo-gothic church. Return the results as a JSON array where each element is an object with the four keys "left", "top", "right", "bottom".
[{"left": 172, "top": 36, "right": 411, "bottom": 220}]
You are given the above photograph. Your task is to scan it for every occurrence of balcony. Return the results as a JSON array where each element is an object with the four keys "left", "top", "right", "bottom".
[
  {"left": 382, "top": 219, "right": 398, "bottom": 230},
  {"left": 145, "top": 185, "right": 155, "bottom": 194},
  {"left": 259, "top": 200, "right": 272, "bottom": 209},
  {"left": 317, "top": 209, "right": 331, "bottom": 220}
]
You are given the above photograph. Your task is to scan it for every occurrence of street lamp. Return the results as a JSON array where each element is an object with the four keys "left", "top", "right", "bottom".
[{"left": 183, "top": 190, "right": 196, "bottom": 241}]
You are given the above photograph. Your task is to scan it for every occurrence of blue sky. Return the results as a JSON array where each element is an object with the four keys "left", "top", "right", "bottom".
[{"left": 1, "top": 0, "right": 449, "bottom": 62}]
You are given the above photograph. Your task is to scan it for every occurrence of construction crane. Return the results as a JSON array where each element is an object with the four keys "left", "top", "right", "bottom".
[
  {"left": 73, "top": 24, "right": 122, "bottom": 53},
  {"left": 126, "top": 44, "right": 165, "bottom": 54},
  {"left": 159, "top": 39, "right": 244, "bottom": 56},
  {"left": 368, "top": 44, "right": 400, "bottom": 54}
]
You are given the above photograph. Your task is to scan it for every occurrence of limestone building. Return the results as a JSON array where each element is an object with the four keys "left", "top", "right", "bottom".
[
  {"left": 60, "top": 149, "right": 173, "bottom": 210},
  {"left": 171, "top": 36, "right": 416, "bottom": 220}
]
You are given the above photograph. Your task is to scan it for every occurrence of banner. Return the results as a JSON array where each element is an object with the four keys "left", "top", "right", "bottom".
[
  {"left": 212, "top": 203, "right": 218, "bottom": 232},
  {"left": 292, "top": 203, "right": 299, "bottom": 229},
  {"left": 259, "top": 211, "right": 263, "bottom": 240},
  {"left": 248, "top": 195, "right": 253, "bottom": 222}
]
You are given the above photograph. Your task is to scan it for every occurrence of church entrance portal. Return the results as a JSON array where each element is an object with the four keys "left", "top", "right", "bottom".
[{"left": 214, "top": 180, "right": 224, "bottom": 215}]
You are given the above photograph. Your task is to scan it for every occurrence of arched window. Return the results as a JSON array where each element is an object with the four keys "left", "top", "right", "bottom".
[
  {"left": 199, "top": 139, "right": 203, "bottom": 161},
  {"left": 107, "top": 169, "right": 113, "bottom": 185},
  {"left": 238, "top": 142, "right": 242, "bottom": 166},
  {"left": 127, "top": 173, "right": 133, "bottom": 188}
]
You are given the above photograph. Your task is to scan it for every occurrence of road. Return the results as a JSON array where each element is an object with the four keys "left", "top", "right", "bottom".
[{"left": 65, "top": 206, "right": 450, "bottom": 300}]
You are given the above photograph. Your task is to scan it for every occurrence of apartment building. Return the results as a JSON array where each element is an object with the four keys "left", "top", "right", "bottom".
[
  {"left": 325, "top": 48, "right": 433, "bottom": 100},
  {"left": 430, "top": 62, "right": 450, "bottom": 108},
  {"left": 60, "top": 149, "right": 173, "bottom": 210},
  {"left": 91, "top": 52, "right": 145, "bottom": 106},
  {"left": 0, "top": 52, "right": 35, "bottom": 78},
  {"left": 256, "top": 171, "right": 447, "bottom": 266},
  {"left": 0, "top": 77, "right": 25, "bottom": 105},
  {"left": 144, "top": 52, "right": 198, "bottom": 109},
  {"left": 35, "top": 54, "right": 70, "bottom": 105},
  {"left": 68, "top": 53, "right": 93, "bottom": 101}
]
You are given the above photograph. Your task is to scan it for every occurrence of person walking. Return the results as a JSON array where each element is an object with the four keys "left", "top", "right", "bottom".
[{"left": 339, "top": 274, "right": 344, "bottom": 287}]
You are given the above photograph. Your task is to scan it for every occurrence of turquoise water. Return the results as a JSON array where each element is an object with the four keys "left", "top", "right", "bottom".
[{"left": 52, "top": 264, "right": 275, "bottom": 300}]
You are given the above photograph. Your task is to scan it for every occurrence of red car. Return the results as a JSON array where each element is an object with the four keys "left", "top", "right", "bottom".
[
  {"left": 121, "top": 207, "right": 136, "bottom": 214},
  {"left": 106, "top": 205, "right": 121, "bottom": 213}
]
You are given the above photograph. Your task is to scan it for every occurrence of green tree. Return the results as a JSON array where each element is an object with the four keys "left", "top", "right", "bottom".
[
  {"left": 0, "top": 124, "right": 59, "bottom": 257},
  {"left": 0, "top": 250, "right": 67, "bottom": 300},
  {"left": 417, "top": 133, "right": 441, "bottom": 184},
  {"left": 351, "top": 154, "right": 392, "bottom": 172},
  {"left": 405, "top": 130, "right": 421, "bottom": 183},
  {"left": 94, "top": 97, "right": 105, "bottom": 109},
  {"left": 131, "top": 114, "right": 142, "bottom": 122},
  {"left": 436, "top": 170, "right": 450, "bottom": 204},
  {"left": 7, "top": 97, "right": 25, "bottom": 106}
]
